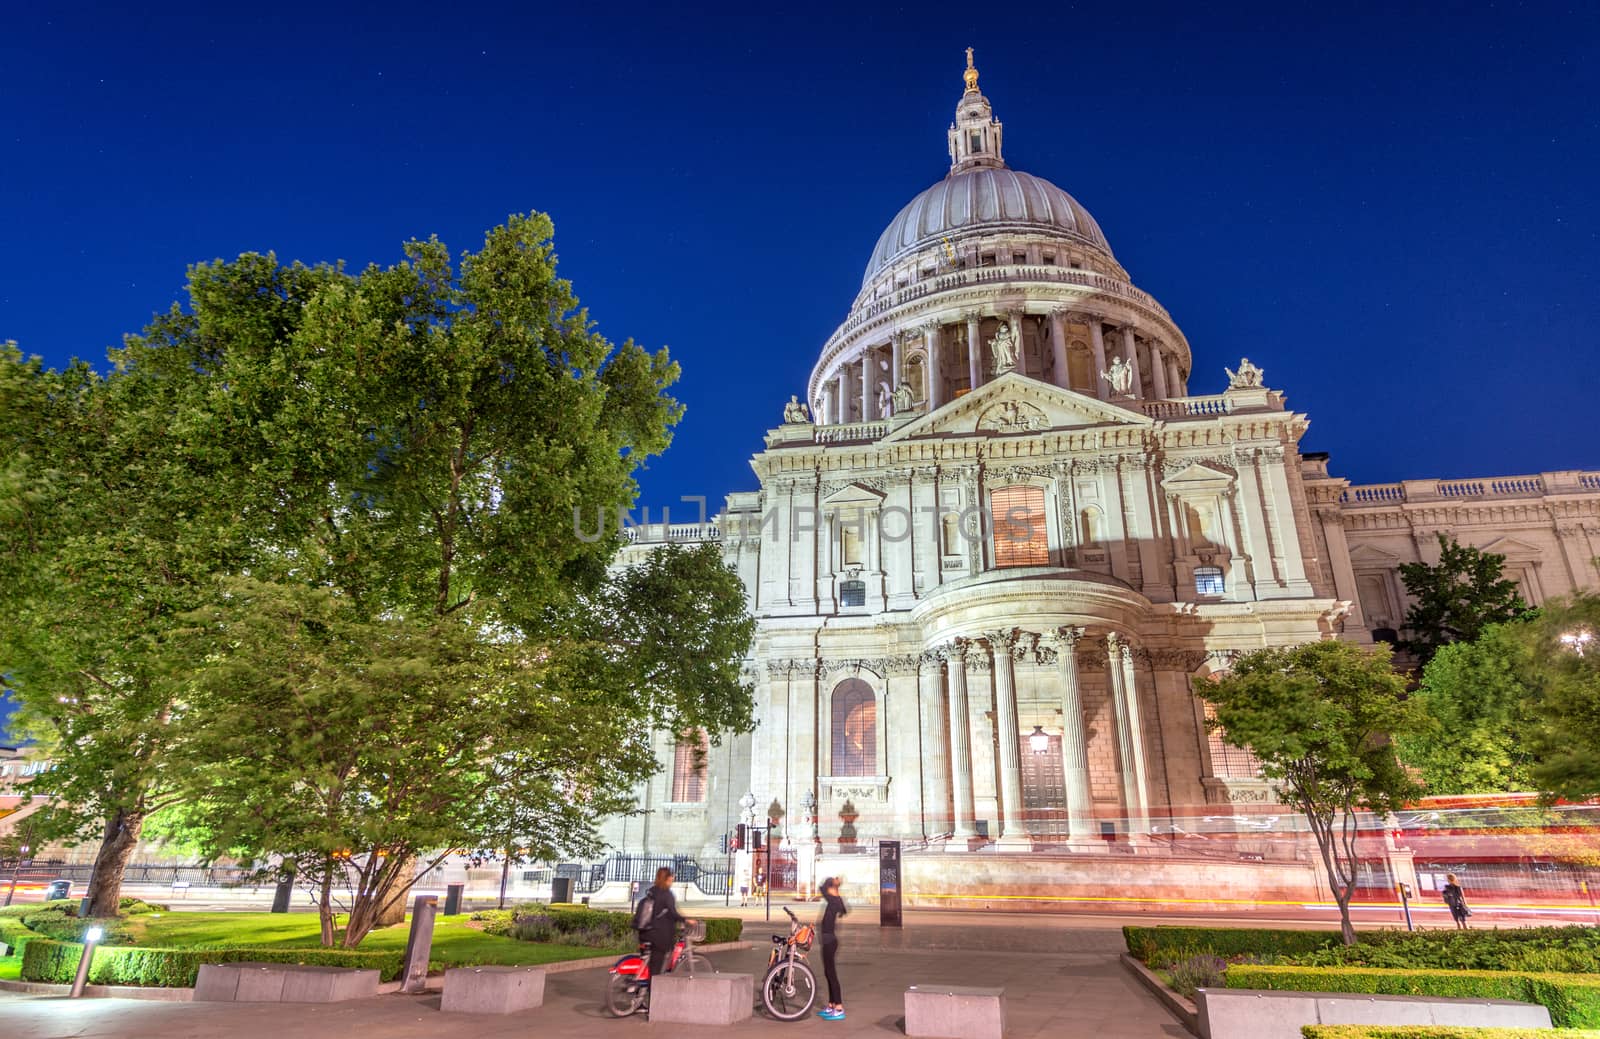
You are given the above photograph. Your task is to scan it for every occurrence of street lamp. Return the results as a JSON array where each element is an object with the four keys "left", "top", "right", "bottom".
[
  {"left": 4, "top": 844, "right": 30, "bottom": 907},
  {"left": 1027, "top": 725, "right": 1050, "bottom": 755},
  {"left": 1560, "top": 629, "right": 1593, "bottom": 656}
]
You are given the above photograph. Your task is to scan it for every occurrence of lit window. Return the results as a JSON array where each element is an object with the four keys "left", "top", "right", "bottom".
[
  {"left": 671, "top": 730, "right": 708, "bottom": 802},
  {"left": 1195, "top": 567, "right": 1225, "bottom": 597},
  {"left": 991, "top": 485, "right": 1047, "bottom": 568},
  {"left": 831, "top": 680, "right": 877, "bottom": 776},
  {"left": 1204, "top": 703, "right": 1262, "bottom": 778}
]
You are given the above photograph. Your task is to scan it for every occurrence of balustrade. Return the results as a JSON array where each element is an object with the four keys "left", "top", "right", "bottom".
[{"left": 1340, "top": 471, "right": 1600, "bottom": 505}]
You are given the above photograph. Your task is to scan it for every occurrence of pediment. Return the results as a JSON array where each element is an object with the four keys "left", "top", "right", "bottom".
[
  {"left": 1477, "top": 535, "right": 1545, "bottom": 560},
  {"left": 822, "top": 482, "right": 888, "bottom": 507},
  {"left": 882, "top": 371, "right": 1150, "bottom": 443},
  {"left": 1348, "top": 543, "right": 1403, "bottom": 565},
  {"left": 1163, "top": 461, "right": 1236, "bottom": 490}
]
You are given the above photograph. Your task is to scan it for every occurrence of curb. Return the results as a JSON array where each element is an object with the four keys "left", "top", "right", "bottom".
[
  {"left": 0, "top": 978, "right": 195, "bottom": 1001},
  {"left": 0, "top": 941, "right": 755, "bottom": 1000},
  {"left": 1119, "top": 952, "right": 1199, "bottom": 1037}
]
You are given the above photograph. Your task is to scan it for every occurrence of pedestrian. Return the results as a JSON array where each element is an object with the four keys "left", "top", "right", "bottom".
[
  {"left": 817, "top": 875, "right": 848, "bottom": 1020},
  {"left": 739, "top": 879, "right": 750, "bottom": 907},
  {"left": 1442, "top": 873, "right": 1470, "bottom": 929},
  {"left": 634, "top": 867, "right": 697, "bottom": 994},
  {"left": 755, "top": 867, "right": 766, "bottom": 898}
]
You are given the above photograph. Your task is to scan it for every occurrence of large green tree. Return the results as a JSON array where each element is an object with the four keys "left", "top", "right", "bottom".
[
  {"left": 1397, "top": 621, "right": 1539, "bottom": 794},
  {"left": 1207, "top": 640, "right": 1421, "bottom": 944},
  {"left": 1522, "top": 593, "right": 1600, "bottom": 800},
  {"left": 1397, "top": 533, "right": 1531, "bottom": 665}
]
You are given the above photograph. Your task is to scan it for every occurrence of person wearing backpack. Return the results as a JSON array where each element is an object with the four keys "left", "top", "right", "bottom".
[
  {"left": 1442, "top": 873, "right": 1471, "bottom": 929},
  {"left": 636, "top": 867, "right": 696, "bottom": 988}
]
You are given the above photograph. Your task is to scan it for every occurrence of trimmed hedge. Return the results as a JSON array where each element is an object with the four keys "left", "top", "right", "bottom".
[
  {"left": 1228, "top": 964, "right": 1600, "bottom": 1029},
  {"left": 1303, "top": 1029, "right": 1600, "bottom": 1038},
  {"left": 1124, "top": 925, "right": 1342, "bottom": 966},
  {"left": 21, "top": 938, "right": 402, "bottom": 988}
]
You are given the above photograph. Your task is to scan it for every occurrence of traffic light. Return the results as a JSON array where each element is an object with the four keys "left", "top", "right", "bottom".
[
  {"left": 750, "top": 826, "right": 763, "bottom": 851},
  {"left": 733, "top": 824, "right": 745, "bottom": 851}
]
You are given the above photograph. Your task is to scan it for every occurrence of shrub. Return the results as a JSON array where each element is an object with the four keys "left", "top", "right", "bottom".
[
  {"left": 11, "top": 908, "right": 134, "bottom": 945},
  {"left": 0, "top": 898, "right": 77, "bottom": 920},
  {"left": 703, "top": 917, "right": 742, "bottom": 944},
  {"left": 1288, "top": 926, "right": 1600, "bottom": 974},
  {"left": 510, "top": 914, "right": 557, "bottom": 944},
  {"left": 1166, "top": 954, "right": 1227, "bottom": 1000},
  {"left": 118, "top": 898, "right": 169, "bottom": 915},
  {"left": 1303, "top": 1028, "right": 1600, "bottom": 1038},
  {"left": 1124, "top": 925, "right": 1341, "bottom": 967},
  {"left": 21, "top": 938, "right": 402, "bottom": 987},
  {"left": 1227, "top": 964, "right": 1600, "bottom": 1029},
  {"left": 469, "top": 909, "right": 515, "bottom": 937}
]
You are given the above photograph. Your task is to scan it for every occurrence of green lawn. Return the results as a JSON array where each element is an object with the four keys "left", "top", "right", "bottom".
[
  {"left": 0, "top": 956, "right": 20, "bottom": 981},
  {"left": 127, "top": 912, "right": 624, "bottom": 968}
]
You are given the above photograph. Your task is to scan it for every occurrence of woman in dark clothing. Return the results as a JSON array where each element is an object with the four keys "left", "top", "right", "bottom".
[
  {"left": 1442, "top": 873, "right": 1470, "bottom": 930},
  {"left": 818, "top": 876, "right": 848, "bottom": 1020}
]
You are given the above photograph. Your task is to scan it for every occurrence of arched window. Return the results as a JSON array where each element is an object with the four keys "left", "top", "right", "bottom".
[
  {"left": 991, "top": 485, "right": 1047, "bottom": 568},
  {"left": 1203, "top": 703, "right": 1262, "bottom": 779},
  {"left": 830, "top": 679, "right": 877, "bottom": 777},
  {"left": 670, "top": 729, "right": 708, "bottom": 802}
]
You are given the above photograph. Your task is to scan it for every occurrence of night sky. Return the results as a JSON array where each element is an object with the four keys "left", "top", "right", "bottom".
[{"left": 3, "top": 1, "right": 1597, "bottom": 519}]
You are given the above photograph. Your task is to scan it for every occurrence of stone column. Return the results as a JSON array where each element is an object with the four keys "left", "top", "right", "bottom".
[
  {"left": 891, "top": 333, "right": 904, "bottom": 400},
  {"left": 985, "top": 630, "right": 1027, "bottom": 847},
  {"left": 821, "top": 382, "right": 836, "bottom": 426},
  {"left": 1166, "top": 354, "right": 1183, "bottom": 396},
  {"left": 1150, "top": 342, "right": 1170, "bottom": 399},
  {"left": 923, "top": 321, "right": 943, "bottom": 409},
  {"left": 1053, "top": 627, "right": 1095, "bottom": 842},
  {"left": 1087, "top": 318, "right": 1109, "bottom": 400},
  {"left": 1107, "top": 634, "right": 1152, "bottom": 838},
  {"left": 860, "top": 350, "right": 875, "bottom": 422},
  {"left": 966, "top": 312, "right": 982, "bottom": 392},
  {"left": 917, "top": 650, "right": 951, "bottom": 837},
  {"left": 946, "top": 640, "right": 977, "bottom": 839},
  {"left": 1049, "top": 308, "right": 1069, "bottom": 391},
  {"left": 1121, "top": 326, "right": 1144, "bottom": 400},
  {"left": 835, "top": 368, "right": 849, "bottom": 424}
]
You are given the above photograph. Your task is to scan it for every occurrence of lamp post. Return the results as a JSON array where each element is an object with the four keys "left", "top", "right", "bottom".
[
  {"left": 1027, "top": 725, "right": 1050, "bottom": 755},
  {"left": 4, "top": 844, "right": 30, "bottom": 907},
  {"left": 69, "top": 925, "right": 104, "bottom": 998}
]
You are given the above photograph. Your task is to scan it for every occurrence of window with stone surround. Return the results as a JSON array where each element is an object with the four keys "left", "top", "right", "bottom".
[
  {"left": 1203, "top": 703, "right": 1262, "bottom": 778},
  {"left": 670, "top": 729, "right": 708, "bottom": 802},
  {"left": 1195, "top": 566, "right": 1225, "bottom": 597},
  {"left": 991, "top": 485, "right": 1048, "bottom": 568},
  {"left": 830, "top": 679, "right": 877, "bottom": 777}
]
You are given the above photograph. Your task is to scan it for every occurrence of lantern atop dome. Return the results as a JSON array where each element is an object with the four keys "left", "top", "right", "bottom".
[{"left": 948, "top": 49, "right": 1005, "bottom": 173}]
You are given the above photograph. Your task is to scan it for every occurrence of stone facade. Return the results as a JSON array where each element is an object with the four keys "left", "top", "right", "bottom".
[{"left": 600, "top": 55, "right": 1600, "bottom": 865}]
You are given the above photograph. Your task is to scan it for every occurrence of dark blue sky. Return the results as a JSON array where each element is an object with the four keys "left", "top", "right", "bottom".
[{"left": 3, "top": 1, "right": 1596, "bottom": 517}]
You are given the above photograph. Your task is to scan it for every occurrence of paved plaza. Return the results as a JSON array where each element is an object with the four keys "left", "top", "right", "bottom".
[{"left": 0, "top": 918, "right": 1187, "bottom": 1039}]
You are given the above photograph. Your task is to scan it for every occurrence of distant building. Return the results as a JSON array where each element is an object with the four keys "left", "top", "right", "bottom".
[{"left": 603, "top": 54, "right": 1599, "bottom": 884}]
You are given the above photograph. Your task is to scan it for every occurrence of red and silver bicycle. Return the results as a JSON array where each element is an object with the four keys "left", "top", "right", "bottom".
[{"left": 605, "top": 920, "right": 712, "bottom": 1017}]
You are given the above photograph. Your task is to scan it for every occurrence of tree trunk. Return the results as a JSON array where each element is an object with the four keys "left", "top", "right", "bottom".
[
  {"left": 318, "top": 867, "right": 336, "bottom": 947},
  {"left": 372, "top": 855, "right": 414, "bottom": 927},
  {"left": 499, "top": 853, "right": 511, "bottom": 910},
  {"left": 83, "top": 808, "right": 143, "bottom": 917}
]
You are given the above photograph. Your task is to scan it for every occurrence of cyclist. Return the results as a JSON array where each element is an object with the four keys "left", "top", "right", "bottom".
[{"left": 637, "top": 867, "right": 697, "bottom": 991}]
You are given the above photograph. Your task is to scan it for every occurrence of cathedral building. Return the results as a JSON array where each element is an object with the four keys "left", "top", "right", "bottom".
[{"left": 604, "top": 54, "right": 1600, "bottom": 888}]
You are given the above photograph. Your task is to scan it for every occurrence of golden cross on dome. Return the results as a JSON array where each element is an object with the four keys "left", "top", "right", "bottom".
[{"left": 964, "top": 48, "right": 979, "bottom": 92}]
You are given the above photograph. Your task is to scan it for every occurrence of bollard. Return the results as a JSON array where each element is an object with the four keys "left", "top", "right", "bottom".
[
  {"left": 69, "top": 927, "right": 104, "bottom": 998},
  {"left": 399, "top": 896, "right": 439, "bottom": 994},
  {"left": 270, "top": 877, "right": 295, "bottom": 914},
  {"left": 443, "top": 883, "right": 464, "bottom": 916}
]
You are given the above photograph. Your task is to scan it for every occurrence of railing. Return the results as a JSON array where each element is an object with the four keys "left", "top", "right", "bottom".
[
  {"left": 814, "top": 421, "right": 889, "bottom": 444},
  {"left": 1139, "top": 395, "right": 1232, "bottom": 419},
  {"left": 622, "top": 523, "right": 722, "bottom": 545},
  {"left": 1340, "top": 471, "right": 1600, "bottom": 505}
]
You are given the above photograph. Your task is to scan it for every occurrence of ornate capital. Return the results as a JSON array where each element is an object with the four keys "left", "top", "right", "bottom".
[{"left": 920, "top": 646, "right": 950, "bottom": 668}]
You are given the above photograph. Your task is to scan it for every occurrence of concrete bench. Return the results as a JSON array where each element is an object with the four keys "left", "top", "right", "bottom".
[
  {"left": 1196, "top": 988, "right": 1552, "bottom": 1039},
  {"left": 192, "top": 962, "right": 380, "bottom": 1003},
  {"left": 440, "top": 965, "right": 546, "bottom": 1014},
  {"left": 905, "top": 984, "right": 1006, "bottom": 1039},
  {"left": 647, "top": 972, "right": 753, "bottom": 1026}
]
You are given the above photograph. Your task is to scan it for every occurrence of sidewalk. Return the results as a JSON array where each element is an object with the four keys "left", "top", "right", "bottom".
[{"left": 0, "top": 922, "right": 1189, "bottom": 1039}]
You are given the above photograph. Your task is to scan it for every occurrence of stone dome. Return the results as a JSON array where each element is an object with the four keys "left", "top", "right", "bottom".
[{"left": 862, "top": 168, "right": 1114, "bottom": 289}]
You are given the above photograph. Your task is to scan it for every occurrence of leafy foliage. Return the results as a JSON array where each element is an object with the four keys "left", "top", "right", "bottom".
[
  {"left": 1206, "top": 641, "right": 1420, "bottom": 944},
  {"left": 1397, "top": 534, "right": 1532, "bottom": 665},
  {"left": 1398, "top": 622, "right": 1540, "bottom": 794},
  {"left": 1124, "top": 925, "right": 1341, "bottom": 966},
  {"left": 1521, "top": 593, "right": 1600, "bottom": 800},
  {"left": 1165, "top": 954, "right": 1227, "bottom": 1000}
]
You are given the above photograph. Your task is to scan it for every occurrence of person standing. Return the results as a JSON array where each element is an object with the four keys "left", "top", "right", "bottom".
[
  {"left": 1442, "top": 873, "right": 1470, "bottom": 929},
  {"left": 636, "top": 867, "right": 696, "bottom": 989},
  {"left": 817, "top": 876, "right": 848, "bottom": 1020}
]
